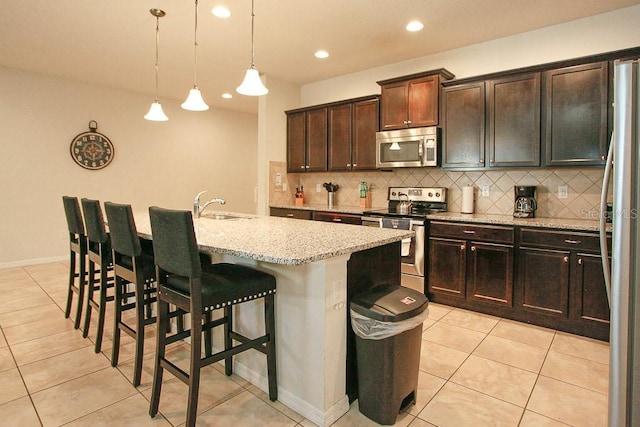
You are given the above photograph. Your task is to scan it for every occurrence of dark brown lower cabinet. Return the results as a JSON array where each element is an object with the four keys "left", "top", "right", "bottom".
[
  {"left": 517, "top": 247, "right": 570, "bottom": 317},
  {"left": 574, "top": 252, "right": 610, "bottom": 327}
]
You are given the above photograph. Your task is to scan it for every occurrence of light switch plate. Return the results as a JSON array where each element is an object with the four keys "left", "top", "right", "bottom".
[
  {"left": 481, "top": 185, "right": 490, "bottom": 197},
  {"left": 558, "top": 185, "right": 568, "bottom": 199},
  {"left": 316, "top": 183, "right": 322, "bottom": 192}
]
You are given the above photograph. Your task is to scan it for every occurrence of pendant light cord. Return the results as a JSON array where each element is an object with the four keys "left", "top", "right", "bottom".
[
  {"left": 192, "top": 0, "right": 199, "bottom": 86},
  {"left": 250, "top": 0, "right": 255, "bottom": 68},
  {"left": 154, "top": 14, "right": 160, "bottom": 102}
]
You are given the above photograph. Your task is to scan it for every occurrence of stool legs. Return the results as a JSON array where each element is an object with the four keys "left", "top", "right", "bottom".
[
  {"left": 64, "top": 240, "right": 86, "bottom": 330},
  {"left": 265, "top": 293, "right": 278, "bottom": 401},
  {"left": 149, "top": 298, "right": 169, "bottom": 419}
]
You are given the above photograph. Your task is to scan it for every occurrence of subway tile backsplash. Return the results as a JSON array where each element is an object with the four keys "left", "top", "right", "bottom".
[{"left": 269, "top": 161, "right": 608, "bottom": 220}]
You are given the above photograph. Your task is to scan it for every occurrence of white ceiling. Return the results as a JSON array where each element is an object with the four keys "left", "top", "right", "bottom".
[{"left": 2, "top": 0, "right": 639, "bottom": 114}]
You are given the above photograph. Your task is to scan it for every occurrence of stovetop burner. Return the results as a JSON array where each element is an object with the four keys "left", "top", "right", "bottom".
[{"left": 363, "top": 186, "right": 448, "bottom": 218}]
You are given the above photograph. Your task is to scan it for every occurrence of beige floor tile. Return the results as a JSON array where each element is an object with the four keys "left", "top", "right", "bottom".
[
  {"left": 490, "top": 318, "right": 556, "bottom": 349},
  {"left": 0, "top": 285, "right": 49, "bottom": 303},
  {"left": 0, "top": 303, "right": 64, "bottom": 328},
  {"left": 0, "top": 396, "right": 41, "bottom": 426},
  {"left": 197, "top": 390, "right": 299, "bottom": 426},
  {"left": 3, "top": 315, "right": 75, "bottom": 345},
  {"left": 421, "top": 322, "right": 486, "bottom": 353},
  {"left": 540, "top": 350, "right": 609, "bottom": 394},
  {"left": 473, "top": 334, "right": 547, "bottom": 373},
  {"left": 0, "top": 346, "right": 16, "bottom": 371},
  {"left": 407, "top": 370, "right": 446, "bottom": 416},
  {"left": 418, "top": 381, "right": 523, "bottom": 427},
  {"left": 328, "top": 398, "right": 415, "bottom": 427},
  {"left": 527, "top": 376, "right": 607, "bottom": 427},
  {"left": 425, "top": 303, "right": 453, "bottom": 321},
  {"left": 440, "top": 308, "right": 500, "bottom": 333},
  {"left": 0, "top": 267, "right": 32, "bottom": 282},
  {"left": 20, "top": 345, "right": 111, "bottom": 393},
  {"left": 519, "top": 409, "right": 572, "bottom": 426},
  {"left": 0, "top": 294, "right": 54, "bottom": 314},
  {"left": 0, "top": 332, "right": 7, "bottom": 348},
  {"left": 246, "top": 384, "right": 306, "bottom": 423},
  {"left": 0, "top": 278, "right": 38, "bottom": 290},
  {"left": 407, "top": 418, "right": 437, "bottom": 427},
  {"left": 64, "top": 393, "right": 172, "bottom": 426},
  {"left": 550, "top": 331, "right": 609, "bottom": 365},
  {"left": 419, "top": 340, "right": 469, "bottom": 380},
  {"left": 450, "top": 355, "right": 537, "bottom": 407},
  {"left": 11, "top": 329, "right": 91, "bottom": 366},
  {"left": 140, "top": 364, "right": 245, "bottom": 425},
  {"left": 31, "top": 367, "right": 137, "bottom": 426},
  {"left": 421, "top": 318, "right": 436, "bottom": 331},
  {"left": 0, "top": 368, "right": 28, "bottom": 405}
]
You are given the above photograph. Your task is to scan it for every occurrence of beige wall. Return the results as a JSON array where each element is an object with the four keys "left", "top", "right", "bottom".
[{"left": 0, "top": 67, "right": 258, "bottom": 267}]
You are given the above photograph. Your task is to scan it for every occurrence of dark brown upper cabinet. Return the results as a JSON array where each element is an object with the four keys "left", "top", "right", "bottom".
[
  {"left": 487, "top": 73, "right": 541, "bottom": 168},
  {"left": 378, "top": 69, "right": 454, "bottom": 131},
  {"left": 286, "top": 107, "right": 328, "bottom": 173},
  {"left": 328, "top": 97, "right": 379, "bottom": 171},
  {"left": 441, "top": 82, "right": 486, "bottom": 169},
  {"left": 543, "top": 62, "right": 609, "bottom": 166}
]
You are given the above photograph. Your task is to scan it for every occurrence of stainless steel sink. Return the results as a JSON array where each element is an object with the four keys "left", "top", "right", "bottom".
[{"left": 205, "top": 214, "right": 246, "bottom": 220}]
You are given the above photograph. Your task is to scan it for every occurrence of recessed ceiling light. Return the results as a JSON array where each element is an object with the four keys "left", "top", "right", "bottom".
[
  {"left": 212, "top": 6, "right": 231, "bottom": 18},
  {"left": 222, "top": 93, "right": 233, "bottom": 99},
  {"left": 406, "top": 20, "right": 424, "bottom": 32},
  {"left": 315, "top": 50, "right": 329, "bottom": 59}
]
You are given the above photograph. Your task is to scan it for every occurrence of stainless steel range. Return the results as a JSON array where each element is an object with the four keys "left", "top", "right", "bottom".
[{"left": 362, "top": 187, "right": 447, "bottom": 294}]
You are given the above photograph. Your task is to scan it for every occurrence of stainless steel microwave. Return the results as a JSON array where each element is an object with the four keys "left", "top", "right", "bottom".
[{"left": 376, "top": 127, "right": 440, "bottom": 168}]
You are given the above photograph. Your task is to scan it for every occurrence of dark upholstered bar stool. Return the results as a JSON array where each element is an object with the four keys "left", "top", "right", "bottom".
[
  {"left": 62, "top": 196, "right": 88, "bottom": 329},
  {"left": 104, "top": 202, "right": 158, "bottom": 387},
  {"left": 81, "top": 198, "right": 114, "bottom": 353},
  {"left": 148, "top": 207, "right": 277, "bottom": 427}
]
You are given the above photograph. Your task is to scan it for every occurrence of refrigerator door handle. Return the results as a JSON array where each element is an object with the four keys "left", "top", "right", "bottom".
[{"left": 600, "top": 132, "right": 614, "bottom": 306}]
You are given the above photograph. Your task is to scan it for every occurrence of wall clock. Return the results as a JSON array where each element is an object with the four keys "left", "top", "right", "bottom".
[{"left": 70, "top": 120, "right": 114, "bottom": 170}]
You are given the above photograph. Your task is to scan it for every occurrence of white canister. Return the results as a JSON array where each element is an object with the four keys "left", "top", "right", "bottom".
[{"left": 461, "top": 185, "right": 475, "bottom": 213}]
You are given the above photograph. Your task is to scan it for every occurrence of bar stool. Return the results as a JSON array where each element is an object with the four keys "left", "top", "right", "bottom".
[
  {"left": 148, "top": 206, "right": 277, "bottom": 427},
  {"left": 62, "top": 196, "right": 87, "bottom": 329},
  {"left": 81, "top": 198, "right": 114, "bottom": 353},
  {"left": 104, "top": 202, "right": 158, "bottom": 386}
]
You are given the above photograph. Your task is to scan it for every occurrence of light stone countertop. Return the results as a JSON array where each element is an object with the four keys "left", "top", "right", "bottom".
[
  {"left": 269, "top": 204, "right": 612, "bottom": 233},
  {"left": 133, "top": 211, "right": 413, "bottom": 266}
]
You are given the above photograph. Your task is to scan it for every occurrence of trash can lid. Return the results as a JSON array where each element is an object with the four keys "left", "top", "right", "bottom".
[{"left": 350, "top": 284, "right": 429, "bottom": 322}]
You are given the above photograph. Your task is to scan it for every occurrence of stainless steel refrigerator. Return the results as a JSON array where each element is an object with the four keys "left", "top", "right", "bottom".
[{"left": 600, "top": 58, "right": 640, "bottom": 427}]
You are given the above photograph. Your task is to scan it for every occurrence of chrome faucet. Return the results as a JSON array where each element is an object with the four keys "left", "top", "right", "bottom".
[{"left": 193, "top": 190, "right": 226, "bottom": 218}]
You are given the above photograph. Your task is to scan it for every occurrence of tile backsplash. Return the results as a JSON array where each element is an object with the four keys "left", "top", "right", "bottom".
[{"left": 270, "top": 161, "right": 608, "bottom": 220}]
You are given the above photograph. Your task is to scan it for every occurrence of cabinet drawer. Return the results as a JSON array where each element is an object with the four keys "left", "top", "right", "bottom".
[
  {"left": 519, "top": 228, "right": 603, "bottom": 251},
  {"left": 312, "top": 211, "right": 362, "bottom": 225},
  {"left": 429, "top": 221, "right": 514, "bottom": 243},
  {"left": 270, "top": 207, "right": 313, "bottom": 220}
]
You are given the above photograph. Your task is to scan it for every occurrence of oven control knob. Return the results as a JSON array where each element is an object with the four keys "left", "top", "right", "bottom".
[
  {"left": 435, "top": 192, "right": 440, "bottom": 197},
  {"left": 428, "top": 192, "right": 433, "bottom": 197},
  {"left": 391, "top": 191, "right": 396, "bottom": 196}
]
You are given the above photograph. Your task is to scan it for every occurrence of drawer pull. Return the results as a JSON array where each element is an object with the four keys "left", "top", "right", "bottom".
[
  {"left": 563, "top": 256, "right": 569, "bottom": 263},
  {"left": 460, "top": 244, "right": 466, "bottom": 251},
  {"left": 462, "top": 230, "right": 476, "bottom": 234},
  {"left": 333, "top": 218, "right": 342, "bottom": 222},
  {"left": 471, "top": 246, "right": 476, "bottom": 252},
  {"left": 564, "top": 239, "right": 581, "bottom": 244},
  {"left": 578, "top": 258, "right": 583, "bottom": 265},
  {"left": 286, "top": 214, "right": 294, "bottom": 217}
]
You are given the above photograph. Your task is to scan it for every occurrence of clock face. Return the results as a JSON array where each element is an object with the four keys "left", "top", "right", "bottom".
[{"left": 70, "top": 131, "right": 114, "bottom": 170}]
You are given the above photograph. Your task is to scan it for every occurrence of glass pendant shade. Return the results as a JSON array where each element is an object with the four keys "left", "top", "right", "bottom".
[
  {"left": 236, "top": 67, "right": 268, "bottom": 96},
  {"left": 181, "top": 87, "right": 209, "bottom": 111},
  {"left": 144, "top": 101, "right": 169, "bottom": 121}
]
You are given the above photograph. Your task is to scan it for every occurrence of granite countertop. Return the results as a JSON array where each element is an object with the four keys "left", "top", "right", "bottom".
[
  {"left": 133, "top": 211, "right": 413, "bottom": 266},
  {"left": 269, "top": 204, "right": 612, "bottom": 232}
]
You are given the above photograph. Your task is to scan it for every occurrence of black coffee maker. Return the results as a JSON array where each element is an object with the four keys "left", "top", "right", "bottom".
[{"left": 514, "top": 186, "right": 537, "bottom": 218}]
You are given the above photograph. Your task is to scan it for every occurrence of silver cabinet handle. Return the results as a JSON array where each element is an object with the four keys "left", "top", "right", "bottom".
[
  {"left": 305, "top": 165, "right": 310, "bottom": 169},
  {"left": 346, "top": 163, "right": 351, "bottom": 167},
  {"left": 353, "top": 163, "right": 357, "bottom": 167},
  {"left": 564, "top": 239, "right": 581, "bottom": 244},
  {"left": 286, "top": 214, "right": 294, "bottom": 217},
  {"left": 471, "top": 246, "right": 476, "bottom": 252},
  {"left": 300, "top": 165, "right": 305, "bottom": 170},
  {"left": 333, "top": 218, "right": 342, "bottom": 222},
  {"left": 460, "top": 244, "right": 466, "bottom": 251},
  {"left": 563, "top": 256, "right": 569, "bottom": 263},
  {"left": 578, "top": 258, "right": 583, "bottom": 265},
  {"left": 463, "top": 230, "right": 476, "bottom": 234}
]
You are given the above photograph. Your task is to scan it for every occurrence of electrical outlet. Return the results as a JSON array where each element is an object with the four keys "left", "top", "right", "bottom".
[
  {"left": 282, "top": 183, "right": 288, "bottom": 191},
  {"left": 316, "top": 183, "right": 322, "bottom": 192},
  {"left": 481, "top": 185, "right": 490, "bottom": 197},
  {"left": 558, "top": 185, "right": 568, "bottom": 199}
]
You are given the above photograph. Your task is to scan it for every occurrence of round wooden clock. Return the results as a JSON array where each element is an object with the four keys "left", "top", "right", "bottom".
[{"left": 70, "top": 120, "right": 114, "bottom": 170}]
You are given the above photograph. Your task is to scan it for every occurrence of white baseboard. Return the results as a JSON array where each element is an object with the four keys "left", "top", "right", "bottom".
[{"left": 0, "top": 255, "right": 67, "bottom": 270}]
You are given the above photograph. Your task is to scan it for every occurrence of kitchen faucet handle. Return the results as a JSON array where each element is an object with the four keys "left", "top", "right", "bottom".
[{"left": 195, "top": 190, "right": 207, "bottom": 202}]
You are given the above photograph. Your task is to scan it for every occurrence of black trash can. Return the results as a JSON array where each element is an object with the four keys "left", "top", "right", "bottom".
[{"left": 350, "top": 284, "right": 429, "bottom": 425}]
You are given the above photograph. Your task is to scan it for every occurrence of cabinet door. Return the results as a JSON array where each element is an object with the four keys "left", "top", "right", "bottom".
[
  {"left": 269, "top": 207, "right": 312, "bottom": 220},
  {"left": 287, "top": 111, "right": 306, "bottom": 173},
  {"left": 518, "top": 247, "right": 570, "bottom": 318},
  {"left": 441, "top": 82, "right": 486, "bottom": 169},
  {"left": 312, "top": 211, "right": 362, "bottom": 225},
  {"left": 380, "top": 82, "right": 408, "bottom": 130},
  {"left": 306, "top": 108, "right": 328, "bottom": 172},
  {"left": 352, "top": 98, "right": 379, "bottom": 170},
  {"left": 488, "top": 73, "right": 541, "bottom": 167},
  {"left": 468, "top": 242, "right": 513, "bottom": 306},
  {"left": 428, "top": 237, "right": 467, "bottom": 299},
  {"left": 328, "top": 104, "right": 352, "bottom": 171},
  {"left": 407, "top": 75, "right": 439, "bottom": 127},
  {"left": 544, "top": 62, "right": 608, "bottom": 166},
  {"left": 574, "top": 252, "right": 610, "bottom": 326}
]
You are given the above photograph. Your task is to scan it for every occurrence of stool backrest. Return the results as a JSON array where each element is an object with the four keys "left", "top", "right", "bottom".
[
  {"left": 148, "top": 206, "right": 202, "bottom": 279},
  {"left": 104, "top": 202, "right": 142, "bottom": 258},
  {"left": 81, "top": 198, "right": 109, "bottom": 244},
  {"left": 62, "top": 196, "right": 85, "bottom": 235}
]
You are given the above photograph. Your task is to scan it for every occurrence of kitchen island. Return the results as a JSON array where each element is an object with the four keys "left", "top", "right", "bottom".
[{"left": 132, "top": 210, "right": 413, "bottom": 427}]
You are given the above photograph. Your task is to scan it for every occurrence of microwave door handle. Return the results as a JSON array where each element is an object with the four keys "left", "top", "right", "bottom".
[{"left": 418, "top": 140, "right": 424, "bottom": 158}]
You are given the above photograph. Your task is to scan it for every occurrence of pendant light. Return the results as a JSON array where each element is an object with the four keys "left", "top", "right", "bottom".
[
  {"left": 182, "top": 0, "right": 209, "bottom": 111},
  {"left": 236, "top": 0, "right": 268, "bottom": 96},
  {"left": 144, "top": 9, "right": 168, "bottom": 122}
]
